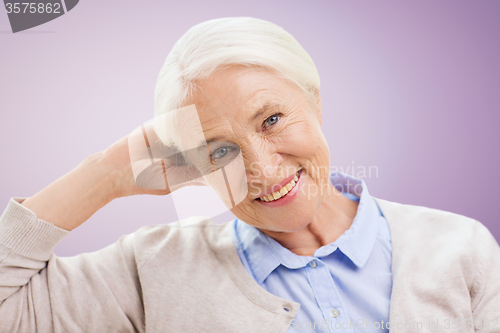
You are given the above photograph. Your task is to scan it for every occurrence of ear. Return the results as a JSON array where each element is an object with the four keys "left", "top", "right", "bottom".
[{"left": 311, "top": 88, "right": 322, "bottom": 125}]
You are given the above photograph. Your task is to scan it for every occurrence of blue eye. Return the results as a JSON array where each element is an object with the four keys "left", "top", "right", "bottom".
[
  {"left": 263, "top": 114, "right": 282, "bottom": 130},
  {"left": 266, "top": 115, "right": 279, "bottom": 126},
  {"left": 212, "top": 147, "right": 229, "bottom": 159}
]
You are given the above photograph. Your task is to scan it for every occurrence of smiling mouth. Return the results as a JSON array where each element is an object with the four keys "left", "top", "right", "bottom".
[{"left": 258, "top": 169, "right": 301, "bottom": 202}]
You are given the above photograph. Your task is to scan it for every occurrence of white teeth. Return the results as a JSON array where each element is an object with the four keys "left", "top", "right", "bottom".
[
  {"left": 279, "top": 187, "right": 288, "bottom": 196},
  {"left": 260, "top": 170, "right": 300, "bottom": 202}
]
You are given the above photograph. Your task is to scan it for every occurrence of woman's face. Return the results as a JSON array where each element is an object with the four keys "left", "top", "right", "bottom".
[{"left": 186, "top": 65, "right": 332, "bottom": 233}]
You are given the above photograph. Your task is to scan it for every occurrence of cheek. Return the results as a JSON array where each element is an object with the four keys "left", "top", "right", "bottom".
[
  {"left": 280, "top": 124, "right": 330, "bottom": 186},
  {"left": 240, "top": 136, "right": 273, "bottom": 161},
  {"left": 230, "top": 199, "right": 262, "bottom": 224},
  {"left": 202, "top": 151, "right": 248, "bottom": 209},
  {"left": 278, "top": 122, "right": 328, "bottom": 162}
]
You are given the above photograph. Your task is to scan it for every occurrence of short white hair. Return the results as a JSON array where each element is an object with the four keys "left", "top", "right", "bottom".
[{"left": 153, "top": 17, "right": 320, "bottom": 149}]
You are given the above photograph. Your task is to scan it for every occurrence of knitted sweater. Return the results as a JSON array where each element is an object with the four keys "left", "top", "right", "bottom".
[{"left": 0, "top": 196, "right": 499, "bottom": 332}]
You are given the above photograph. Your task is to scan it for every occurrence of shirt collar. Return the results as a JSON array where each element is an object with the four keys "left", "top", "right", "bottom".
[{"left": 233, "top": 171, "right": 382, "bottom": 285}]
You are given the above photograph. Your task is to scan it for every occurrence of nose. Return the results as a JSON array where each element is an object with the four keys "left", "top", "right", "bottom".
[{"left": 244, "top": 141, "right": 283, "bottom": 183}]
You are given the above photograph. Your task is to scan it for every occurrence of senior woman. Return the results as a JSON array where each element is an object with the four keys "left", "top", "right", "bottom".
[{"left": 1, "top": 17, "right": 499, "bottom": 333}]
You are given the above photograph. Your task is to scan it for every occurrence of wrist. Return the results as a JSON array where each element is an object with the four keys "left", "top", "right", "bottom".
[
  {"left": 20, "top": 152, "right": 117, "bottom": 231},
  {"left": 82, "top": 151, "right": 119, "bottom": 203}
]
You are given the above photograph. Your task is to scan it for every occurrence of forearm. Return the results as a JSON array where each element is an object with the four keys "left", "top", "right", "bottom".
[{"left": 20, "top": 152, "right": 115, "bottom": 231}]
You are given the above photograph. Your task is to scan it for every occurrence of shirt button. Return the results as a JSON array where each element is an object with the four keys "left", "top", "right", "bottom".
[
  {"left": 330, "top": 309, "right": 340, "bottom": 318},
  {"left": 308, "top": 260, "right": 317, "bottom": 268}
]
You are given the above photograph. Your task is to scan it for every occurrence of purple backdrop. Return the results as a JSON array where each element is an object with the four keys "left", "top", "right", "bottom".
[{"left": 1, "top": 0, "right": 499, "bottom": 256}]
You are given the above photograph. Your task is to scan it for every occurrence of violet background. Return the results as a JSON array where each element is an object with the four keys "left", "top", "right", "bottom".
[{"left": 0, "top": 0, "right": 498, "bottom": 256}]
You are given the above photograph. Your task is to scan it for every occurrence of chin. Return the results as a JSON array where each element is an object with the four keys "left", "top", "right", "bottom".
[{"left": 268, "top": 211, "right": 316, "bottom": 233}]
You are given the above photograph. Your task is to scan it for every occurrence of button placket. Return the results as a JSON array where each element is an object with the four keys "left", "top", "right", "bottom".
[{"left": 304, "top": 259, "right": 355, "bottom": 332}]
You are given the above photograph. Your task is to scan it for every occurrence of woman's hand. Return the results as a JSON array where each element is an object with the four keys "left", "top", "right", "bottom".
[
  {"left": 21, "top": 122, "right": 206, "bottom": 231},
  {"left": 104, "top": 122, "right": 207, "bottom": 199},
  {"left": 101, "top": 129, "right": 172, "bottom": 199}
]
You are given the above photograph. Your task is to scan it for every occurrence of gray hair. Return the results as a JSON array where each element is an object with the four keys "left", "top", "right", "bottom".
[{"left": 153, "top": 17, "right": 320, "bottom": 151}]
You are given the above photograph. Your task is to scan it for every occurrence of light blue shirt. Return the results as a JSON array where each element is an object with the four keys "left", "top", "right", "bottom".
[{"left": 231, "top": 172, "right": 392, "bottom": 332}]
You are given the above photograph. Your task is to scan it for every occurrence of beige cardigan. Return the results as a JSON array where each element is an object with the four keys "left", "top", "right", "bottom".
[{"left": 0, "top": 196, "right": 499, "bottom": 332}]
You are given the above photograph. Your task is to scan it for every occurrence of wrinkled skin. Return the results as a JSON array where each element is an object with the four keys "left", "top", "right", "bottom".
[{"left": 186, "top": 65, "right": 358, "bottom": 255}]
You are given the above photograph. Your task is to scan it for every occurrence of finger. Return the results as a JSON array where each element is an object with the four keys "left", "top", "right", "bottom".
[{"left": 135, "top": 159, "right": 171, "bottom": 191}]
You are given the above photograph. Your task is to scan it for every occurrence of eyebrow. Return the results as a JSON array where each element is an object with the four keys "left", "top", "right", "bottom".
[
  {"left": 250, "top": 102, "right": 281, "bottom": 122},
  {"left": 196, "top": 102, "right": 282, "bottom": 147},
  {"left": 197, "top": 136, "right": 224, "bottom": 150}
]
